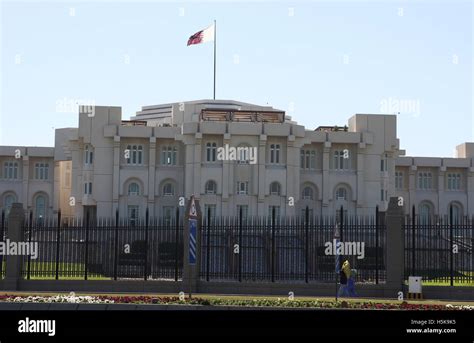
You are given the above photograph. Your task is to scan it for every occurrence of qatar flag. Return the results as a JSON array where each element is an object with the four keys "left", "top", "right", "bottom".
[{"left": 187, "top": 24, "right": 215, "bottom": 46}]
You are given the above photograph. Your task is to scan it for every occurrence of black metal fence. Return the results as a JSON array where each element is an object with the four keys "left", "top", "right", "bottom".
[
  {"left": 21, "top": 210, "right": 184, "bottom": 281},
  {"left": 0, "top": 211, "right": 6, "bottom": 280},
  {"left": 199, "top": 208, "right": 387, "bottom": 283},
  {"left": 404, "top": 206, "right": 473, "bottom": 285}
]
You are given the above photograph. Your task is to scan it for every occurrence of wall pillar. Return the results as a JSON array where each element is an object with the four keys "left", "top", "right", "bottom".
[
  {"left": 385, "top": 196, "right": 405, "bottom": 296},
  {"left": 3, "top": 203, "right": 25, "bottom": 290}
]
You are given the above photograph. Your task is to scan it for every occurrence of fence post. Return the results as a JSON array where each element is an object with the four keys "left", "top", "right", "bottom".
[
  {"left": 27, "top": 211, "right": 32, "bottom": 280},
  {"left": 0, "top": 210, "right": 4, "bottom": 278},
  {"left": 84, "top": 211, "right": 89, "bottom": 280},
  {"left": 55, "top": 210, "right": 61, "bottom": 280},
  {"left": 183, "top": 196, "right": 202, "bottom": 297},
  {"left": 206, "top": 207, "right": 211, "bottom": 282},
  {"left": 411, "top": 205, "right": 416, "bottom": 276},
  {"left": 114, "top": 209, "right": 119, "bottom": 281},
  {"left": 175, "top": 207, "right": 180, "bottom": 282},
  {"left": 449, "top": 205, "right": 454, "bottom": 286},
  {"left": 144, "top": 207, "right": 149, "bottom": 281},
  {"left": 239, "top": 206, "right": 243, "bottom": 282},
  {"left": 305, "top": 206, "right": 309, "bottom": 283},
  {"left": 3, "top": 203, "right": 25, "bottom": 290},
  {"left": 375, "top": 205, "right": 379, "bottom": 284},
  {"left": 271, "top": 207, "right": 276, "bottom": 283},
  {"left": 386, "top": 197, "right": 405, "bottom": 295}
]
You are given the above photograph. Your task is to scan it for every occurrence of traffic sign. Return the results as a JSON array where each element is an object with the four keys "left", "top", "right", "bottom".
[{"left": 189, "top": 218, "right": 197, "bottom": 265}]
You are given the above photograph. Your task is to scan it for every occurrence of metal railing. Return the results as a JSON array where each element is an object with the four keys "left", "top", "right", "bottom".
[{"left": 21, "top": 209, "right": 184, "bottom": 281}]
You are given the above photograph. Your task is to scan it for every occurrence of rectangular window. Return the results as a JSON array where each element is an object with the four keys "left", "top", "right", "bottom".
[
  {"left": 34, "top": 163, "right": 49, "bottom": 180},
  {"left": 161, "top": 146, "right": 177, "bottom": 165},
  {"left": 206, "top": 143, "right": 217, "bottom": 162},
  {"left": 268, "top": 206, "right": 281, "bottom": 220},
  {"left": 418, "top": 172, "right": 433, "bottom": 190},
  {"left": 128, "top": 205, "right": 139, "bottom": 226},
  {"left": 237, "top": 181, "right": 249, "bottom": 195},
  {"left": 300, "top": 149, "right": 316, "bottom": 170},
  {"left": 333, "top": 150, "right": 350, "bottom": 170},
  {"left": 270, "top": 144, "right": 280, "bottom": 164},
  {"left": 204, "top": 204, "right": 216, "bottom": 222},
  {"left": 84, "top": 182, "right": 92, "bottom": 195},
  {"left": 237, "top": 205, "right": 249, "bottom": 220},
  {"left": 163, "top": 206, "right": 175, "bottom": 224},
  {"left": 447, "top": 173, "right": 461, "bottom": 191},
  {"left": 395, "top": 171, "right": 403, "bottom": 189},
  {"left": 3, "top": 161, "right": 18, "bottom": 180},
  {"left": 126, "top": 145, "right": 144, "bottom": 165}
]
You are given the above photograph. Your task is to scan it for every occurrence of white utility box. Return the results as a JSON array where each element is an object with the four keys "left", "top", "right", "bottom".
[{"left": 408, "top": 276, "right": 422, "bottom": 293}]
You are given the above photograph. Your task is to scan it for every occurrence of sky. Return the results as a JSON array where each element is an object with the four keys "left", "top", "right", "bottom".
[{"left": 0, "top": 0, "right": 472, "bottom": 157}]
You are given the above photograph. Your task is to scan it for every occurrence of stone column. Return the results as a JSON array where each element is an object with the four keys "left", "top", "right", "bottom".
[
  {"left": 3, "top": 203, "right": 25, "bottom": 290},
  {"left": 385, "top": 197, "right": 405, "bottom": 296},
  {"left": 183, "top": 196, "right": 202, "bottom": 296}
]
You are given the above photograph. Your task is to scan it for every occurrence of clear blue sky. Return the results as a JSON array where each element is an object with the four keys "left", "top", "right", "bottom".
[{"left": 0, "top": 0, "right": 472, "bottom": 157}]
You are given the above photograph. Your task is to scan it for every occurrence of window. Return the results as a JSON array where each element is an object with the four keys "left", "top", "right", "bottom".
[
  {"left": 3, "top": 161, "right": 18, "bottom": 180},
  {"left": 380, "top": 154, "right": 388, "bottom": 172},
  {"left": 301, "top": 208, "right": 314, "bottom": 221},
  {"left": 4, "top": 194, "right": 16, "bottom": 216},
  {"left": 163, "top": 183, "right": 174, "bottom": 196},
  {"left": 333, "top": 150, "right": 349, "bottom": 170},
  {"left": 270, "top": 182, "right": 281, "bottom": 196},
  {"left": 418, "top": 172, "right": 433, "bottom": 190},
  {"left": 336, "top": 187, "right": 347, "bottom": 201},
  {"left": 205, "top": 180, "right": 217, "bottom": 194},
  {"left": 84, "top": 145, "right": 94, "bottom": 165},
  {"left": 161, "top": 146, "right": 177, "bottom": 165},
  {"left": 270, "top": 144, "right": 280, "bottom": 164},
  {"left": 237, "top": 205, "right": 249, "bottom": 220},
  {"left": 302, "top": 186, "right": 313, "bottom": 200},
  {"left": 449, "top": 203, "right": 462, "bottom": 224},
  {"left": 395, "top": 171, "right": 403, "bottom": 189},
  {"left": 163, "top": 206, "right": 175, "bottom": 224},
  {"left": 34, "top": 163, "right": 49, "bottom": 180},
  {"left": 300, "top": 150, "right": 316, "bottom": 170},
  {"left": 35, "top": 195, "right": 46, "bottom": 220},
  {"left": 268, "top": 206, "right": 281, "bottom": 221},
  {"left": 126, "top": 145, "right": 144, "bottom": 165},
  {"left": 381, "top": 189, "right": 388, "bottom": 201},
  {"left": 204, "top": 204, "right": 216, "bottom": 222},
  {"left": 447, "top": 173, "right": 461, "bottom": 191},
  {"left": 84, "top": 182, "right": 92, "bottom": 195},
  {"left": 128, "top": 182, "right": 140, "bottom": 196},
  {"left": 206, "top": 142, "right": 217, "bottom": 162},
  {"left": 237, "top": 181, "right": 249, "bottom": 195},
  {"left": 237, "top": 147, "right": 250, "bottom": 164},
  {"left": 128, "top": 205, "right": 139, "bottom": 226},
  {"left": 419, "top": 203, "right": 432, "bottom": 225}
]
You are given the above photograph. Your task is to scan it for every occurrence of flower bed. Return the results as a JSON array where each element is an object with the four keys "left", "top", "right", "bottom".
[{"left": 0, "top": 294, "right": 472, "bottom": 310}]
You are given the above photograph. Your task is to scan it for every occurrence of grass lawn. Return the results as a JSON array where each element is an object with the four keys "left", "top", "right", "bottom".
[{"left": 21, "top": 261, "right": 110, "bottom": 280}]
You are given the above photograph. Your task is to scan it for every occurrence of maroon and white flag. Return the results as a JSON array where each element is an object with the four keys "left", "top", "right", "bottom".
[{"left": 187, "top": 24, "right": 215, "bottom": 46}]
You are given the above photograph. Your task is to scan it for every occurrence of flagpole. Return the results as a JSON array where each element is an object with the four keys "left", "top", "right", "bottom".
[{"left": 213, "top": 19, "right": 216, "bottom": 100}]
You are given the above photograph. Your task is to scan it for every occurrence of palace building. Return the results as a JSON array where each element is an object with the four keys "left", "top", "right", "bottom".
[{"left": 1, "top": 99, "right": 473, "bottom": 223}]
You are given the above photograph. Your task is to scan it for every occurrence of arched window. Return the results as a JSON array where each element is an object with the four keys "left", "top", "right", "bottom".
[
  {"left": 419, "top": 202, "right": 432, "bottom": 225},
  {"left": 4, "top": 194, "right": 16, "bottom": 216},
  {"left": 302, "top": 187, "right": 313, "bottom": 200},
  {"left": 163, "top": 183, "right": 174, "bottom": 196},
  {"left": 336, "top": 187, "right": 347, "bottom": 201},
  {"left": 128, "top": 182, "right": 140, "bottom": 196},
  {"left": 35, "top": 195, "right": 46, "bottom": 220},
  {"left": 205, "top": 180, "right": 217, "bottom": 194},
  {"left": 449, "top": 202, "right": 463, "bottom": 224},
  {"left": 270, "top": 182, "right": 281, "bottom": 196}
]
